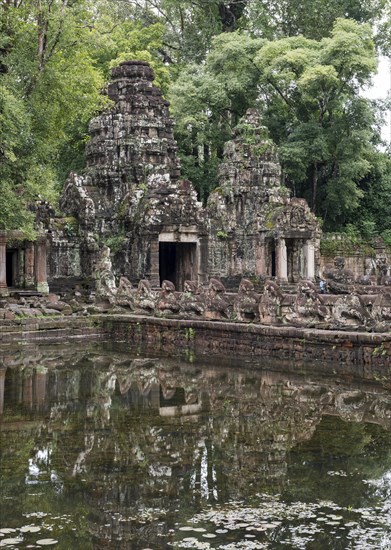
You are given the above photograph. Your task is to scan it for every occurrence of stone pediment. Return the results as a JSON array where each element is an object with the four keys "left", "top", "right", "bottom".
[
  {"left": 268, "top": 198, "right": 320, "bottom": 236},
  {"left": 138, "top": 174, "right": 205, "bottom": 229}
]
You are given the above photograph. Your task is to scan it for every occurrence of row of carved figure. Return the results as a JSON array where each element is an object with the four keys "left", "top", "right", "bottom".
[{"left": 95, "top": 268, "right": 391, "bottom": 332}]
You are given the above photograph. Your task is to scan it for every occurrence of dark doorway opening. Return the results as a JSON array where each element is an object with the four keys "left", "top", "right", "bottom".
[
  {"left": 271, "top": 249, "right": 276, "bottom": 277},
  {"left": 159, "top": 242, "right": 197, "bottom": 290},
  {"left": 6, "top": 250, "right": 16, "bottom": 287},
  {"left": 266, "top": 238, "right": 276, "bottom": 277}
]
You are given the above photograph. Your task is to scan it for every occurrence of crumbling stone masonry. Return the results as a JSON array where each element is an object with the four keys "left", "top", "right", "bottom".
[
  {"left": 58, "top": 61, "right": 320, "bottom": 292},
  {"left": 207, "top": 109, "right": 320, "bottom": 285},
  {"left": 60, "top": 60, "right": 207, "bottom": 290}
]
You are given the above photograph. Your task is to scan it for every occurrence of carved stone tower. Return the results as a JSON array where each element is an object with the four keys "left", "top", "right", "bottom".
[
  {"left": 207, "top": 109, "right": 320, "bottom": 285},
  {"left": 60, "top": 61, "right": 206, "bottom": 288}
]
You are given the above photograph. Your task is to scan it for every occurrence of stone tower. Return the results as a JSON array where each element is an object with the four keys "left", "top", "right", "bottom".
[
  {"left": 60, "top": 61, "right": 206, "bottom": 288},
  {"left": 207, "top": 109, "right": 320, "bottom": 285}
]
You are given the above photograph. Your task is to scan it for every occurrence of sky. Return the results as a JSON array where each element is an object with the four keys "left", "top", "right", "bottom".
[{"left": 363, "top": 55, "right": 391, "bottom": 145}]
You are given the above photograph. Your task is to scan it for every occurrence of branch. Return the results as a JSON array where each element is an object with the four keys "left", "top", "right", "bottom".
[{"left": 43, "top": 0, "right": 69, "bottom": 69}]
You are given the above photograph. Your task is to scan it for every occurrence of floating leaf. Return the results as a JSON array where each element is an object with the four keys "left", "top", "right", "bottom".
[
  {"left": 20, "top": 526, "right": 41, "bottom": 533},
  {"left": 0, "top": 538, "right": 23, "bottom": 546}
]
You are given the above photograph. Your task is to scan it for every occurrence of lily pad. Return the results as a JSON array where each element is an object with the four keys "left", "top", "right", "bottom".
[
  {"left": 20, "top": 526, "right": 41, "bottom": 533},
  {"left": 36, "top": 539, "right": 58, "bottom": 546},
  {"left": 0, "top": 538, "right": 23, "bottom": 546}
]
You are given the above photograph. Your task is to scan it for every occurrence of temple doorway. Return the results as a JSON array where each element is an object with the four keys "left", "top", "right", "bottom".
[
  {"left": 159, "top": 242, "right": 197, "bottom": 290},
  {"left": 265, "top": 239, "right": 276, "bottom": 277},
  {"left": 6, "top": 250, "right": 17, "bottom": 288}
]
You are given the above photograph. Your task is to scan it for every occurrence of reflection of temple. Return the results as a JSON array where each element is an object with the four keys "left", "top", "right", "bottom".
[{"left": 2, "top": 346, "right": 391, "bottom": 546}]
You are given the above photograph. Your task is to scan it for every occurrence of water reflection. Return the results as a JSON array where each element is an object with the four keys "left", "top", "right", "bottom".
[{"left": 1, "top": 344, "right": 391, "bottom": 549}]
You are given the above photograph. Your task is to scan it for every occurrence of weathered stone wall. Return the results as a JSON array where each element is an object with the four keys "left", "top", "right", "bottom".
[
  {"left": 103, "top": 315, "right": 391, "bottom": 372},
  {"left": 320, "top": 240, "right": 391, "bottom": 281},
  {"left": 206, "top": 110, "right": 321, "bottom": 284},
  {"left": 0, "top": 314, "right": 389, "bottom": 371}
]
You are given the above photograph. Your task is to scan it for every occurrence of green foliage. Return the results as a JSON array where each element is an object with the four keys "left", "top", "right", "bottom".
[
  {"left": 0, "top": 84, "right": 49, "bottom": 236},
  {"left": 0, "top": 0, "right": 171, "bottom": 233},
  {"left": 170, "top": 32, "right": 265, "bottom": 198},
  {"left": 172, "top": 19, "right": 381, "bottom": 224},
  {"left": 216, "top": 230, "right": 229, "bottom": 240},
  {"left": 345, "top": 152, "right": 391, "bottom": 241},
  {"left": 105, "top": 234, "right": 127, "bottom": 254},
  {"left": 0, "top": 0, "right": 388, "bottom": 237}
]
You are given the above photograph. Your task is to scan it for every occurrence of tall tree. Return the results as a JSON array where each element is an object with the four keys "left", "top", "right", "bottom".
[
  {"left": 0, "top": 0, "right": 170, "bottom": 232},
  {"left": 244, "top": 0, "right": 386, "bottom": 40},
  {"left": 170, "top": 19, "right": 379, "bottom": 227}
]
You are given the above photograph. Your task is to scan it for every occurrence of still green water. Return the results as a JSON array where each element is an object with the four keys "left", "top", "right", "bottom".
[{"left": 0, "top": 343, "right": 391, "bottom": 549}]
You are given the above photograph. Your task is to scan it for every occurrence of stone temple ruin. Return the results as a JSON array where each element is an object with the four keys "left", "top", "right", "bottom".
[
  {"left": 0, "top": 61, "right": 390, "bottom": 331},
  {"left": 58, "top": 60, "right": 321, "bottom": 291}
]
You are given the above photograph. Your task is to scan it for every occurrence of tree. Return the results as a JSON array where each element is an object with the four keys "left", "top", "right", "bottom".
[
  {"left": 170, "top": 32, "right": 265, "bottom": 200},
  {"left": 244, "top": 0, "right": 386, "bottom": 41},
  {"left": 121, "top": 0, "right": 249, "bottom": 65},
  {"left": 0, "top": 0, "right": 170, "bottom": 232},
  {"left": 347, "top": 152, "right": 391, "bottom": 244},
  {"left": 170, "top": 19, "right": 380, "bottom": 227}
]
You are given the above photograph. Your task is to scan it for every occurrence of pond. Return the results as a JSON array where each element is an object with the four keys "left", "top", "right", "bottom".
[{"left": 1, "top": 342, "right": 391, "bottom": 549}]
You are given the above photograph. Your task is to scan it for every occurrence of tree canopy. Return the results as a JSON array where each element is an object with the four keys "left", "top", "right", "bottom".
[{"left": 0, "top": 0, "right": 389, "bottom": 239}]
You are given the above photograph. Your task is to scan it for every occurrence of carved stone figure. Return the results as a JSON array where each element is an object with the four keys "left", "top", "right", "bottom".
[
  {"left": 115, "top": 276, "right": 135, "bottom": 309},
  {"left": 285, "top": 279, "right": 329, "bottom": 327},
  {"left": 94, "top": 245, "right": 117, "bottom": 301},
  {"left": 331, "top": 294, "right": 372, "bottom": 330},
  {"left": 323, "top": 256, "right": 355, "bottom": 294},
  {"left": 233, "top": 278, "right": 259, "bottom": 322},
  {"left": 259, "top": 280, "right": 284, "bottom": 325},
  {"left": 134, "top": 279, "right": 156, "bottom": 314},
  {"left": 372, "top": 290, "right": 391, "bottom": 331},
  {"left": 156, "top": 280, "right": 180, "bottom": 316},
  {"left": 376, "top": 258, "right": 389, "bottom": 285},
  {"left": 204, "top": 278, "right": 232, "bottom": 320},
  {"left": 179, "top": 281, "right": 205, "bottom": 317}
]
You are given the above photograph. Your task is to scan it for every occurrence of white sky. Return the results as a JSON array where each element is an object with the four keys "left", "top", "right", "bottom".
[{"left": 363, "top": 55, "right": 391, "bottom": 145}]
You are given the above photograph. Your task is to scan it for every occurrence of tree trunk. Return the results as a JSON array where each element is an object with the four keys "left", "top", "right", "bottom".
[{"left": 311, "top": 162, "right": 318, "bottom": 213}]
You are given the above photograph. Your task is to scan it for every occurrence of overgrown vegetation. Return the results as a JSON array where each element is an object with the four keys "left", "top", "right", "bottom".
[{"left": 1, "top": 0, "right": 390, "bottom": 239}]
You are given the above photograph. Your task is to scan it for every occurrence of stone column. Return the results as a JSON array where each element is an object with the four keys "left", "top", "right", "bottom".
[
  {"left": 35, "top": 236, "right": 49, "bottom": 294},
  {"left": 275, "top": 237, "right": 288, "bottom": 282},
  {"left": 198, "top": 235, "right": 209, "bottom": 285},
  {"left": 303, "top": 240, "right": 315, "bottom": 280},
  {"left": 0, "top": 367, "right": 6, "bottom": 415},
  {"left": 0, "top": 232, "right": 9, "bottom": 296},
  {"left": 24, "top": 242, "right": 36, "bottom": 288},
  {"left": 256, "top": 236, "right": 266, "bottom": 276},
  {"left": 149, "top": 237, "right": 160, "bottom": 287}
]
